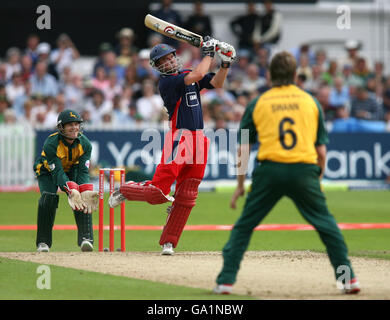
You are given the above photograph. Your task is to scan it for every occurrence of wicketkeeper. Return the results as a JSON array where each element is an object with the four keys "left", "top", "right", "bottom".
[
  {"left": 109, "top": 37, "right": 236, "bottom": 255},
  {"left": 33, "top": 109, "right": 98, "bottom": 252}
]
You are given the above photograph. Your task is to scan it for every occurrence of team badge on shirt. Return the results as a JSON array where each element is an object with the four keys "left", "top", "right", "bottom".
[{"left": 186, "top": 92, "right": 199, "bottom": 107}]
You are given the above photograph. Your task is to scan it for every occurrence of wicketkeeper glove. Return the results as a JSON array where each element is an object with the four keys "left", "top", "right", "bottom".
[
  {"left": 202, "top": 36, "right": 219, "bottom": 58},
  {"left": 79, "top": 184, "right": 99, "bottom": 214},
  {"left": 216, "top": 42, "right": 236, "bottom": 68},
  {"left": 64, "top": 181, "right": 86, "bottom": 212}
]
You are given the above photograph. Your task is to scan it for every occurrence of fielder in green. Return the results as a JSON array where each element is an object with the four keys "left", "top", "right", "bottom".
[
  {"left": 213, "top": 52, "right": 361, "bottom": 295},
  {"left": 33, "top": 109, "right": 98, "bottom": 252}
]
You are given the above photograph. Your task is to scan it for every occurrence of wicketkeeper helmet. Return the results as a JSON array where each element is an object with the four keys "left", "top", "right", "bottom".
[{"left": 57, "top": 109, "right": 83, "bottom": 138}]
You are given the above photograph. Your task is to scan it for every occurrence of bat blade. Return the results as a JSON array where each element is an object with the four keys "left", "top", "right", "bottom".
[{"left": 144, "top": 14, "right": 203, "bottom": 47}]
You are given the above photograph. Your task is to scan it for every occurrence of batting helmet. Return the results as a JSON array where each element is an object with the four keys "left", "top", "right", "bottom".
[{"left": 149, "top": 43, "right": 176, "bottom": 66}]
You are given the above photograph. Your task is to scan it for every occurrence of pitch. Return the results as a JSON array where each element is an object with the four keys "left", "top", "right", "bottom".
[{"left": 0, "top": 191, "right": 389, "bottom": 299}]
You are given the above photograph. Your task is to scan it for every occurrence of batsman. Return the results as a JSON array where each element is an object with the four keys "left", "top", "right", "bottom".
[
  {"left": 109, "top": 37, "right": 236, "bottom": 255},
  {"left": 33, "top": 109, "right": 99, "bottom": 252}
]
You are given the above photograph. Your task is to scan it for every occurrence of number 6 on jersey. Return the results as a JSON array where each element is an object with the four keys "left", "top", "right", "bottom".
[{"left": 279, "top": 117, "right": 297, "bottom": 150}]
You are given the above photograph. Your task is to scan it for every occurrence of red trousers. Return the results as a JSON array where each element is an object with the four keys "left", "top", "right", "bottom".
[{"left": 151, "top": 129, "right": 209, "bottom": 195}]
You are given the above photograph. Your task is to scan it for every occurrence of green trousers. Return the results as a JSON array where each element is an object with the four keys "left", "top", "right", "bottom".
[
  {"left": 216, "top": 161, "right": 355, "bottom": 285},
  {"left": 36, "top": 174, "right": 94, "bottom": 248}
]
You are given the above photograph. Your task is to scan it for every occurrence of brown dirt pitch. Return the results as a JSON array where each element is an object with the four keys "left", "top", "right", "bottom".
[{"left": 1, "top": 250, "right": 389, "bottom": 300}]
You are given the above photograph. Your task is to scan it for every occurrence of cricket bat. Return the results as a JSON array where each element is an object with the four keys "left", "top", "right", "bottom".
[{"left": 144, "top": 14, "right": 203, "bottom": 47}]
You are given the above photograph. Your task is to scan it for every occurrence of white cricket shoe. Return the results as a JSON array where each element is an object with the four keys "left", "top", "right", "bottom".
[
  {"left": 213, "top": 284, "right": 233, "bottom": 295},
  {"left": 81, "top": 239, "right": 94, "bottom": 252},
  {"left": 337, "top": 277, "right": 361, "bottom": 294},
  {"left": 37, "top": 243, "right": 50, "bottom": 253},
  {"left": 108, "top": 190, "right": 126, "bottom": 208},
  {"left": 161, "top": 242, "right": 174, "bottom": 255}
]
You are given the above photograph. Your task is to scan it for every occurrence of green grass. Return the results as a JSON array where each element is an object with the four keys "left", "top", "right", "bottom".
[
  {"left": 2, "top": 191, "right": 389, "bottom": 225},
  {"left": 0, "top": 190, "right": 389, "bottom": 299},
  {"left": 0, "top": 257, "right": 252, "bottom": 300},
  {"left": 1, "top": 191, "right": 389, "bottom": 255}
]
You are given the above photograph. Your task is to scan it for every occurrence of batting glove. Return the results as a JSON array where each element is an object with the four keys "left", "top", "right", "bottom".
[
  {"left": 216, "top": 42, "right": 236, "bottom": 68},
  {"left": 202, "top": 36, "right": 219, "bottom": 58},
  {"left": 79, "top": 184, "right": 99, "bottom": 214}
]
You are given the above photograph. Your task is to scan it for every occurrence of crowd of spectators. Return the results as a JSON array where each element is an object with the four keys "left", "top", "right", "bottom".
[
  {"left": 0, "top": 0, "right": 389, "bottom": 133},
  {"left": 292, "top": 40, "right": 389, "bottom": 132}
]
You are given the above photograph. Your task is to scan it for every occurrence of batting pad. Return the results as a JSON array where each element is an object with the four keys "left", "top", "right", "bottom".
[
  {"left": 159, "top": 178, "right": 201, "bottom": 247},
  {"left": 120, "top": 181, "right": 174, "bottom": 204}
]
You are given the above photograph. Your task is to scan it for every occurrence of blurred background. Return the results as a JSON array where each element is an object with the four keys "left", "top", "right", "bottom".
[{"left": 0, "top": 0, "right": 389, "bottom": 190}]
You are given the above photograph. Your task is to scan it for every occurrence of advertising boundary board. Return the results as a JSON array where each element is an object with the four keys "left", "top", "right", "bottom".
[{"left": 35, "top": 130, "right": 390, "bottom": 181}]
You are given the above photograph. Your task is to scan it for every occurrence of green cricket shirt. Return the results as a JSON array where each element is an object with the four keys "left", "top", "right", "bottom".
[{"left": 34, "top": 132, "right": 92, "bottom": 191}]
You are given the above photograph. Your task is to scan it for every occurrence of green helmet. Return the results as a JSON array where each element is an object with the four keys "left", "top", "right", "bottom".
[{"left": 57, "top": 109, "right": 83, "bottom": 138}]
